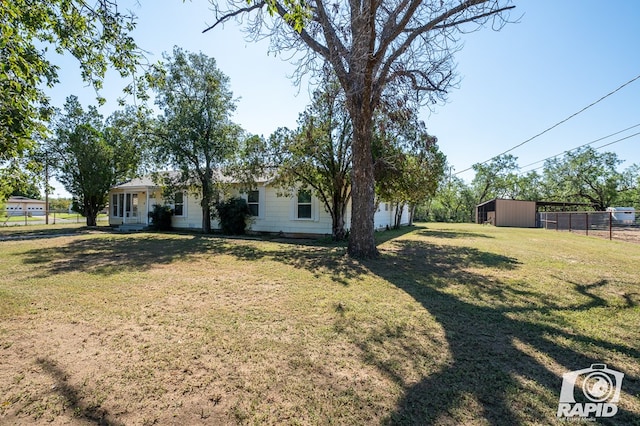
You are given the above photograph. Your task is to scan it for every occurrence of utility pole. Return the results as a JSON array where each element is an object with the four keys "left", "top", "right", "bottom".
[{"left": 44, "top": 152, "right": 49, "bottom": 225}]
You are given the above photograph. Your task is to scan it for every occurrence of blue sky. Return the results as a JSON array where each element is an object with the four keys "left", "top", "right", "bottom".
[{"left": 46, "top": 0, "right": 640, "bottom": 196}]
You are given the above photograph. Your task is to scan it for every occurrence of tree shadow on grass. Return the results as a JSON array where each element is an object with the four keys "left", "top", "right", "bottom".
[
  {"left": 416, "top": 228, "right": 496, "bottom": 240},
  {"left": 18, "top": 233, "right": 369, "bottom": 284},
  {"left": 0, "top": 226, "right": 109, "bottom": 241},
  {"left": 36, "top": 357, "right": 123, "bottom": 426},
  {"left": 360, "top": 239, "right": 639, "bottom": 425},
  {"left": 15, "top": 229, "right": 640, "bottom": 423},
  {"left": 19, "top": 234, "right": 221, "bottom": 277}
]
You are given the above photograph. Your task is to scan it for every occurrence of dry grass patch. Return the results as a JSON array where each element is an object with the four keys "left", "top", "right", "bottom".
[{"left": 0, "top": 224, "right": 638, "bottom": 425}]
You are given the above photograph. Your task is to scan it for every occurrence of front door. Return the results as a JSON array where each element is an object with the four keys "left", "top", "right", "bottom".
[{"left": 125, "top": 193, "right": 139, "bottom": 223}]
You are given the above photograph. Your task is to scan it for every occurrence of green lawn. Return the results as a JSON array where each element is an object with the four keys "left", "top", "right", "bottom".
[{"left": 0, "top": 223, "right": 638, "bottom": 424}]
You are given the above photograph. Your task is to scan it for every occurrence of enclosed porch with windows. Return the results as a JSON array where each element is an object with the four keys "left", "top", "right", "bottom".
[
  {"left": 110, "top": 192, "right": 148, "bottom": 225},
  {"left": 108, "top": 177, "right": 160, "bottom": 229}
]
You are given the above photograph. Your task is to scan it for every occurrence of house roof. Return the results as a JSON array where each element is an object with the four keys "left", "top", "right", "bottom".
[
  {"left": 7, "top": 196, "right": 45, "bottom": 203},
  {"left": 112, "top": 172, "right": 272, "bottom": 190},
  {"left": 113, "top": 176, "right": 159, "bottom": 189}
]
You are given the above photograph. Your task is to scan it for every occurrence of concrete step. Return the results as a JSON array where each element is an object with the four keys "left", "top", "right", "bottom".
[{"left": 117, "top": 224, "right": 147, "bottom": 232}]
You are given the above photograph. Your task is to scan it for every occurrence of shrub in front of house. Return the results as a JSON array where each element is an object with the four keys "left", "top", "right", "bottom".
[
  {"left": 215, "top": 197, "right": 251, "bottom": 235},
  {"left": 148, "top": 204, "right": 173, "bottom": 231}
]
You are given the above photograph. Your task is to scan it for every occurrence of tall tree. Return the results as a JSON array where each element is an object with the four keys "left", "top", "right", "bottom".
[
  {"left": 471, "top": 154, "right": 519, "bottom": 204},
  {"left": 50, "top": 96, "right": 141, "bottom": 226},
  {"left": 429, "top": 174, "right": 476, "bottom": 222},
  {"left": 208, "top": 0, "right": 514, "bottom": 257},
  {"left": 1, "top": 0, "right": 141, "bottom": 161},
  {"left": 542, "top": 147, "right": 635, "bottom": 211},
  {"left": 265, "top": 77, "right": 352, "bottom": 240},
  {"left": 0, "top": 157, "right": 43, "bottom": 201},
  {"left": 149, "top": 47, "right": 241, "bottom": 233},
  {"left": 374, "top": 114, "right": 445, "bottom": 227},
  {"left": 508, "top": 170, "right": 543, "bottom": 201}
]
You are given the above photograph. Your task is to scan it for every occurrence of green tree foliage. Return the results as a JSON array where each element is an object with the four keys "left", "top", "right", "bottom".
[
  {"left": 9, "top": 180, "right": 41, "bottom": 200},
  {"left": 510, "top": 171, "right": 543, "bottom": 201},
  {"left": 0, "top": 0, "right": 141, "bottom": 161},
  {"left": 543, "top": 147, "right": 636, "bottom": 211},
  {"left": 48, "top": 197, "right": 72, "bottom": 212},
  {"left": 374, "top": 115, "right": 445, "bottom": 227},
  {"left": 471, "top": 154, "right": 520, "bottom": 204},
  {"left": 426, "top": 174, "right": 476, "bottom": 222},
  {"left": 210, "top": 0, "right": 514, "bottom": 258},
  {"left": 49, "top": 96, "right": 141, "bottom": 226},
  {"left": 264, "top": 77, "right": 352, "bottom": 240},
  {"left": 618, "top": 165, "right": 640, "bottom": 209},
  {"left": 0, "top": 157, "right": 43, "bottom": 201},
  {"left": 147, "top": 47, "right": 242, "bottom": 233}
]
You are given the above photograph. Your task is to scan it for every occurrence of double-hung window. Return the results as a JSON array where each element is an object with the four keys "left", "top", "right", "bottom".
[
  {"left": 174, "top": 192, "right": 184, "bottom": 216},
  {"left": 296, "top": 190, "right": 312, "bottom": 219},
  {"left": 247, "top": 190, "right": 259, "bottom": 217}
]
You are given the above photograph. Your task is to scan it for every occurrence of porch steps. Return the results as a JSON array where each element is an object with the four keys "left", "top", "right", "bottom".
[{"left": 117, "top": 224, "right": 148, "bottom": 232}]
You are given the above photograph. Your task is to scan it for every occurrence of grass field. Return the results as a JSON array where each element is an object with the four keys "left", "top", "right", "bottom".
[{"left": 0, "top": 223, "right": 638, "bottom": 425}]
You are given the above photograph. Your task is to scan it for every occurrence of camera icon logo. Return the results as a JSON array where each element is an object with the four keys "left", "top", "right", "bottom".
[{"left": 557, "top": 364, "right": 624, "bottom": 419}]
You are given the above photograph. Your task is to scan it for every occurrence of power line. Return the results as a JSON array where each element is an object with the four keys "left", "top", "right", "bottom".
[
  {"left": 594, "top": 130, "right": 640, "bottom": 150},
  {"left": 518, "top": 122, "right": 640, "bottom": 170},
  {"left": 518, "top": 130, "right": 640, "bottom": 174},
  {"left": 455, "top": 72, "right": 640, "bottom": 175}
]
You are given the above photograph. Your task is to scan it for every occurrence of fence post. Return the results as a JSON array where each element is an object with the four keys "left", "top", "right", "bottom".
[
  {"left": 585, "top": 213, "right": 589, "bottom": 236},
  {"left": 569, "top": 212, "right": 572, "bottom": 233},
  {"left": 609, "top": 211, "right": 612, "bottom": 240},
  {"left": 556, "top": 213, "right": 559, "bottom": 231}
]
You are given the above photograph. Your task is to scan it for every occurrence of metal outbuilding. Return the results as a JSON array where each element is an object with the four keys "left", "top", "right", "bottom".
[{"left": 476, "top": 198, "right": 537, "bottom": 227}]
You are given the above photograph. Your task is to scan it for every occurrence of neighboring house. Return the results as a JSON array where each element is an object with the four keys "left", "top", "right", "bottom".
[
  {"left": 108, "top": 175, "right": 409, "bottom": 236},
  {"left": 4, "top": 196, "right": 47, "bottom": 217}
]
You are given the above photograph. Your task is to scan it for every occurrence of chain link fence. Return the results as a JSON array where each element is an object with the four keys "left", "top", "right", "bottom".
[
  {"left": 1, "top": 210, "right": 108, "bottom": 227},
  {"left": 538, "top": 210, "right": 640, "bottom": 243}
]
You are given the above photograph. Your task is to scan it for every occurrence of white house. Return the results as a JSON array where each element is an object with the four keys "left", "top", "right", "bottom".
[
  {"left": 4, "top": 196, "right": 47, "bottom": 217},
  {"left": 108, "top": 175, "right": 409, "bottom": 236}
]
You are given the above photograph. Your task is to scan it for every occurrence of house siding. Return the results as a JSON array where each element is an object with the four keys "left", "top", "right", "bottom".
[
  {"left": 373, "top": 202, "right": 410, "bottom": 230},
  {"left": 170, "top": 192, "right": 206, "bottom": 230},
  {"left": 109, "top": 178, "right": 412, "bottom": 235},
  {"left": 240, "top": 186, "right": 333, "bottom": 236}
]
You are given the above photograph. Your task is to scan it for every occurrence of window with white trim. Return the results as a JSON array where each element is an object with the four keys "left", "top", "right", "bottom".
[
  {"left": 296, "top": 190, "right": 312, "bottom": 219},
  {"left": 174, "top": 192, "right": 184, "bottom": 216},
  {"left": 247, "top": 190, "right": 259, "bottom": 217}
]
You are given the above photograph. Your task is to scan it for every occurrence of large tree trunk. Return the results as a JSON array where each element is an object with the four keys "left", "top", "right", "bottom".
[
  {"left": 201, "top": 176, "right": 213, "bottom": 233},
  {"left": 201, "top": 202, "right": 212, "bottom": 233},
  {"left": 84, "top": 199, "right": 98, "bottom": 227},
  {"left": 331, "top": 197, "right": 348, "bottom": 241},
  {"left": 394, "top": 202, "right": 405, "bottom": 229},
  {"left": 347, "top": 112, "right": 378, "bottom": 258},
  {"left": 408, "top": 203, "right": 416, "bottom": 225}
]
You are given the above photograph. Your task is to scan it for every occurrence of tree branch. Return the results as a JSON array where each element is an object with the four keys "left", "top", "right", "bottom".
[{"left": 202, "top": 2, "right": 267, "bottom": 33}]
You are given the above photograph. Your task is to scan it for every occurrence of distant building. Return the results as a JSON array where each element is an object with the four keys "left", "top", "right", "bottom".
[
  {"left": 476, "top": 198, "right": 595, "bottom": 228},
  {"left": 476, "top": 199, "right": 537, "bottom": 227},
  {"left": 5, "top": 196, "right": 47, "bottom": 217}
]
